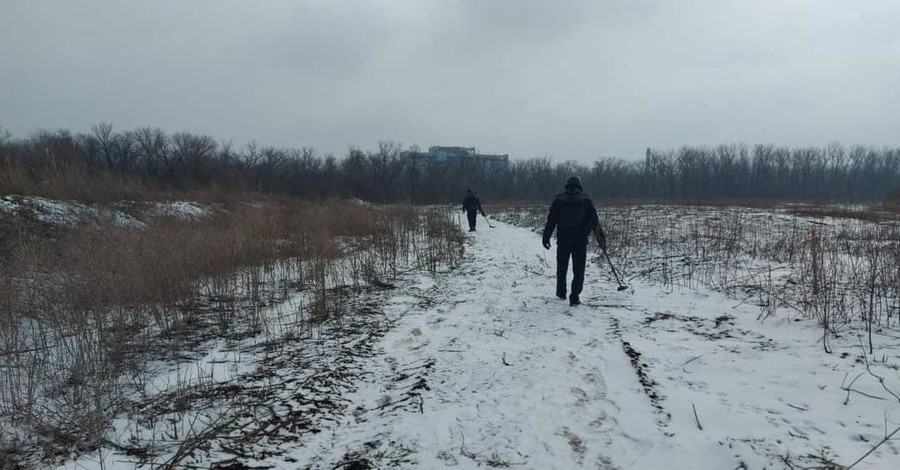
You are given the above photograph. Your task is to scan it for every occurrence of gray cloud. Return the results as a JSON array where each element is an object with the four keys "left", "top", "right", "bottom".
[{"left": 2, "top": 0, "right": 900, "bottom": 160}]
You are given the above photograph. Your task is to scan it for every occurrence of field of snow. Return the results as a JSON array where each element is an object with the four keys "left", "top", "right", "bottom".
[{"left": 54, "top": 210, "right": 900, "bottom": 470}]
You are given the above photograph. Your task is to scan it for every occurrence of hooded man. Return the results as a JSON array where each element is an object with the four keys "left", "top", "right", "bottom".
[
  {"left": 462, "top": 189, "right": 486, "bottom": 232},
  {"left": 541, "top": 176, "right": 607, "bottom": 306}
]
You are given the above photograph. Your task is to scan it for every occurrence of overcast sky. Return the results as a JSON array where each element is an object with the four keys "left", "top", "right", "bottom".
[{"left": 2, "top": 0, "right": 899, "bottom": 161}]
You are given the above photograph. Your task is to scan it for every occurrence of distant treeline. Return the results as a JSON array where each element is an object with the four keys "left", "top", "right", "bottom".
[{"left": 1, "top": 124, "right": 899, "bottom": 202}]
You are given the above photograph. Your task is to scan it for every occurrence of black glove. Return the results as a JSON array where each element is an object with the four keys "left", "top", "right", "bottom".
[{"left": 542, "top": 239, "right": 551, "bottom": 250}]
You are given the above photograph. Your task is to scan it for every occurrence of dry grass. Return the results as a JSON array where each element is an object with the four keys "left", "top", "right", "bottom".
[
  {"left": 0, "top": 162, "right": 156, "bottom": 202},
  {"left": 0, "top": 199, "right": 463, "bottom": 467},
  {"left": 0, "top": 162, "right": 271, "bottom": 204},
  {"left": 785, "top": 204, "right": 900, "bottom": 223}
]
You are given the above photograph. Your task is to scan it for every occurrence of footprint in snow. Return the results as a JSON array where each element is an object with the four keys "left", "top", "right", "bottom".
[
  {"left": 589, "top": 410, "right": 618, "bottom": 433},
  {"left": 558, "top": 427, "right": 587, "bottom": 464},
  {"left": 571, "top": 387, "right": 590, "bottom": 407}
]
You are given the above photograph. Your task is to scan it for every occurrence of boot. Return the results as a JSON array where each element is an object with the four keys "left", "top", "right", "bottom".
[
  {"left": 556, "top": 291, "right": 566, "bottom": 300},
  {"left": 569, "top": 294, "right": 580, "bottom": 306}
]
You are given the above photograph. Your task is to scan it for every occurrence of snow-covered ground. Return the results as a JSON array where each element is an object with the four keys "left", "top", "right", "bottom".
[
  {"left": 58, "top": 216, "right": 900, "bottom": 469},
  {"left": 0, "top": 195, "right": 212, "bottom": 227}
]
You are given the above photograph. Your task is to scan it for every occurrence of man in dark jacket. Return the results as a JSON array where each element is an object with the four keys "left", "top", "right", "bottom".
[
  {"left": 462, "top": 189, "right": 486, "bottom": 231},
  {"left": 542, "top": 176, "right": 607, "bottom": 306}
]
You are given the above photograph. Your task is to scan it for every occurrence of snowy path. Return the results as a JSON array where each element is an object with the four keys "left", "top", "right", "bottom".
[
  {"left": 293, "top": 219, "right": 900, "bottom": 469},
  {"left": 292, "top": 219, "right": 668, "bottom": 468}
]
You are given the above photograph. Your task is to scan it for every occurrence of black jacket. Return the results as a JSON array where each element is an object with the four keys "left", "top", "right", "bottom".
[
  {"left": 542, "top": 187, "right": 602, "bottom": 244},
  {"left": 462, "top": 193, "right": 484, "bottom": 214}
]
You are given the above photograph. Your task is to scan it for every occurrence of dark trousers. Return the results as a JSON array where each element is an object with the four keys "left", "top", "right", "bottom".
[
  {"left": 467, "top": 211, "right": 477, "bottom": 230},
  {"left": 557, "top": 237, "right": 587, "bottom": 297}
]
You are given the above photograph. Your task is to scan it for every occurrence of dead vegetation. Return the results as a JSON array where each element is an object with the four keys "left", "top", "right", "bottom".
[{"left": 0, "top": 199, "right": 463, "bottom": 468}]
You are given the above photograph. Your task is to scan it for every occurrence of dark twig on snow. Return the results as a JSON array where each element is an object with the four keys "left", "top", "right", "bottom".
[
  {"left": 502, "top": 353, "right": 512, "bottom": 367},
  {"left": 159, "top": 409, "right": 240, "bottom": 470},
  {"left": 786, "top": 403, "right": 808, "bottom": 412},
  {"left": 802, "top": 452, "right": 843, "bottom": 469},
  {"left": 691, "top": 403, "right": 703, "bottom": 431},
  {"left": 841, "top": 371, "right": 886, "bottom": 404},
  {"left": 857, "top": 336, "right": 900, "bottom": 403},
  {"left": 681, "top": 355, "right": 703, "bottom": 368},
  {"left": 845, "top": 424, "right": 900, "bottom": 470},
  {"left": 778, "top": 453, "right": 797, "bottom": 470}
]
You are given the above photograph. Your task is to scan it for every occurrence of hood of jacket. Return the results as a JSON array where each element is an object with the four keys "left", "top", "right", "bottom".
[{"left": 564, "top": 176, "right": 583, "bottom": 195}]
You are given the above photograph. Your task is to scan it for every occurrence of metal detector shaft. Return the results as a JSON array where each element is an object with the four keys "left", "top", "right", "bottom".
[{"left": 603, "top": 250, "right": 628, "bottom": 291}]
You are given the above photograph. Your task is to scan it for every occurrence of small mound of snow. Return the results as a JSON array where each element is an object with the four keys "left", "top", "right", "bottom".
[
  {"left": 0, "top": 195, "right": 146, "bottom": 228},
  {"left": 0, "top": 196, "right": 19, "bottom": 216},
  {"left": 109, "top": 209, "right": 146, "bottom": 228},
  {"left": 349, "top": 198, "right": 374, "bottom": 207},
  {"left": 153, "top": 201, "right": 209, "bottom": 219},
  {"left": 25, "top": 196, "right": 92, "bottom": 225}
]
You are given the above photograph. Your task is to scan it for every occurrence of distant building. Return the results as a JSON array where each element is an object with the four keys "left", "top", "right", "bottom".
[{"left": 403, "top": 146, "right": 509, "bottom": 166}]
